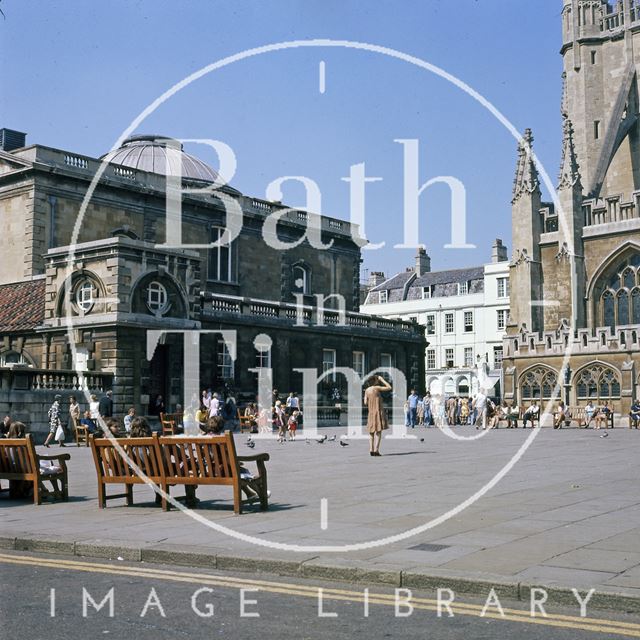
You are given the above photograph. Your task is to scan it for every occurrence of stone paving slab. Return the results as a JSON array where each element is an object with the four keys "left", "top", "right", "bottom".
[{"left": 2, "top": 426, "right": 640, "bottom": 611}]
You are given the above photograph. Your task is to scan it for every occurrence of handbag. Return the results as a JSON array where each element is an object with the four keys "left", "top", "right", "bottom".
[{"left": 54, "top": 424, "right": 65, "bottom": 442}]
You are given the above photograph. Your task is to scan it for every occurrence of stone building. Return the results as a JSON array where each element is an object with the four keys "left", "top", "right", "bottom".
[
  {"left": 362, "top": 242, "right": 510, "bottom": 398},
  {"left": 503, "top": 0, "right": 640, "bottom": 414},
  {"left": 0, "top": 131, "right": 425, "bottom": 430}
]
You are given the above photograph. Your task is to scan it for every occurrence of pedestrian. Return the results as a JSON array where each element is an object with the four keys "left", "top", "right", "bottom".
[
  {"left": 274, "top": 400, "right": 286, "bottom": 442},
  {"left": 460, "top": 397, "right": 470, "bottom": 425},
  {"left": 209, "top": 392, "right": 220, "bottom": 418},
  {"left": 44, "top": 394, "right": 66, "bottom": 448},
  {"left": 69, "top": 395, "right": 81, "bottom": 435},
  {"left": 423, "top": 392, "right": 432, "bottom": 426},
  {"left": 89, "top": 394, "right": 100, "bottom": 420},
  {"left": 285, "top": 392, "right": 299, "bottom": 416},
  {"left": 99, "top": 390, "right": 114, "bottom": 418},
  {"left": 123, "top": 407, "right": 136, "bottom": 434},
  {"left": 364, "top": 374, "right": 391, "bottom": 456},
  {"left": 407, "top": 389, "right": 419, "bottom": 428},
  {"left": 221, "top": 395, "right": 238, "bottom": 431},
  {"left": 1, "top": 415, "right": 11, "bottom": 437},
  {"left": 473, "top": 390, "right": 488, "bottom": 430}
]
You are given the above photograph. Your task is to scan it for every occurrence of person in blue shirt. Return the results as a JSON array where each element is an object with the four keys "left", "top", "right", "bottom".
[
  {"left": 629, "top": 400, "right": 640, "bottom": 429},
  {"left": 407, "top": 389, "right": 419, "bottom": 428},
  {"left": 80, "top": 410, "right": 98, "bottom": 434}
]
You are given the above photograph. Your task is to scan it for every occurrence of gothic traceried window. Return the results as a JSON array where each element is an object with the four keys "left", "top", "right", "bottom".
[
  {"left": 575, "top": 364, "right": 621, "bottom": 401},
  {"left": 520, "top": 367, "right": 559, "bottom": 401},
  {"left": 596, "top": 253, "right": 640, "bottom": 329}
]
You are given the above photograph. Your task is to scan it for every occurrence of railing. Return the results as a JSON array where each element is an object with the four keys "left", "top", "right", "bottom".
[
  {"left": 0, "top": 367, "right": 112, "bottom": 392},
  {"left": 64, "top": 154, "right": 89, "bottom": 169},
  {"left": 200, "top": 292, "right": 422, "bottom": 336}
]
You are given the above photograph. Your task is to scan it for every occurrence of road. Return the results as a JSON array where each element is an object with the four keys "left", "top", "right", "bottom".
[{"left": 1, "top": 551, "right": 639, "bottom": 639}]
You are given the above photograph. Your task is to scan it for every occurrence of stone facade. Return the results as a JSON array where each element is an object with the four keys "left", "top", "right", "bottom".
[
  {"left": 0, "top": 135, "right": 426, "bottom": 432},
  {"left": 504, "top": 0, "right": 640, "bottom": 415}
]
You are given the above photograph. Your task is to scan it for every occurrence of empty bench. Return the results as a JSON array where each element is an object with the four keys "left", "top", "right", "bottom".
[
  {"left": 0, "top": 434, "right": 70, "bottom": 505},
  {"left": 90, "top": 432, "right": 269, "bottom": 514}
]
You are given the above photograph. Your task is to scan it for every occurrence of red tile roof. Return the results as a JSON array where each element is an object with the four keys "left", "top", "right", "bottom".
[{"left": 0, "top": 279, "right": 45, "bottom": 332}]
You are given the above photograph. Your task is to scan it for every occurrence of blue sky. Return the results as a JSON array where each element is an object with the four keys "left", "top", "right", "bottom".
[{"left": 1, "top": 0, "right": 563, "bottom": 280}]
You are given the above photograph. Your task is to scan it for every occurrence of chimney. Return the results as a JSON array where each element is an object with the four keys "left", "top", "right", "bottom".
[
  {"left": 368, "top": 271, "right": 386, "bottom": 287},
  {"left": 0, "top": 128, "right": 27, "bottom": 152},
  {"left": 491, "top": 238, "right": 508, "bottom": 263},
  {"left": 415, "top": 247, "right": 431, "bottom": 277}
]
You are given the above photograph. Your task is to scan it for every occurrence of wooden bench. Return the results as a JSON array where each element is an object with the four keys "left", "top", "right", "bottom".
[
  {"left": 90, "top": 432, "right": 269, "bottom": 514},
  {"left": 238, "top": 409, "right": 255, "bottom": 434},
  {"left": 159, "top": 412, "right": 183, "bottom": 436},
  {"left": 76, "top": 424, "right": 90, "bottom": 447},
  {"left": 0, "top": 434, "right": 70, "bottom": 504}
]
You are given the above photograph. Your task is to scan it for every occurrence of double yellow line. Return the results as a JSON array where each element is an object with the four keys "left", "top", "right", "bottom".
[{"left": 1, "top": 552, "right": 639, "bottom": 637}]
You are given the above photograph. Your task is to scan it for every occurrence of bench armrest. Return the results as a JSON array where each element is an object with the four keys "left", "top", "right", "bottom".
[
  {"left": 37, "top": 453, "right": 71, "bottom": 462},
  {"left": 237, "top": 453, "right": 270, "bottom": 463}
]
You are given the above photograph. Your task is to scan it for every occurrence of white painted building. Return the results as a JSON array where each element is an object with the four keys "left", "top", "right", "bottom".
[{"left": 361, "top": 240, "right": 510, "bottom": 397}]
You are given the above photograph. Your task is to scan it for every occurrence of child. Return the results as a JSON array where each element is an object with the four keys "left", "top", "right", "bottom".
[
  {"left": 287, "top": 410, "right": 299, "bottom": 441},
  {"left": 257, "top": 407, "right": 271, "bottom": 434},
  {"left": 274, "top": 401, "right": 286, "bottom": 442}
]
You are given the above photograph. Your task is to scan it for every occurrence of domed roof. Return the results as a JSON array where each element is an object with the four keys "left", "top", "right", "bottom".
[{"left": 101, "top": 135, "right": 220, "bottom": 183}]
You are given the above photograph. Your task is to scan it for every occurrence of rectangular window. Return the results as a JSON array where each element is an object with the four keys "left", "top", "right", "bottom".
[
  {"left": 353, "top": 351, "right": 366, "bottom": 378},
  {"left": 208, "top": 226, "right": 233, "bottom": 282},
  {"left": 379, "top": 290, "right": 388, "bottom": 303},
  {"left": 445, "top": 348, "right": 454, "bottom": 369},
  {"left": 590, "top": 50, "right": 597, "bottom": 64},
  {"left": 594, "top": 120, "right": 600, "bottom": 140},
  {"left": 464, "top": 347, "right": 474, "bottom": 367},
  {"left": 380, "top": 353, "right": 393, "bottom": 369},
  {"left": 497, "top": 309, "right": 508, "bottom": 331},
  {"left": 426, "top": 314, "right": 435, "bottom": 335},
  {"left": 217, "top": 341, "right": 235, "bottom": 380},
  {"left": 322, "top": 349, "right": 337, "bottom": 382},
  {"left": 445, "top": 312, "right": 454, "bottom": 334},
  {"left": 493, "top": 346, "right": 503, "bottom": 368},
  {"left": 426, "top": 349, "right": 436, "bottom": 369},
  {"left": 256, "top": 349, "right": 271, "bottom": 369},
  {"left": 497, "top": 277, "right": 509, "bottom": 298},
  {"left": 464, "top": 311, "right": 474, "bottom": 333},
  {"left": 458, "top": 281, "right": 468, "bottom": 295},
  {"left": 422, "top": 285, "right": 433, "bottom": 299}
]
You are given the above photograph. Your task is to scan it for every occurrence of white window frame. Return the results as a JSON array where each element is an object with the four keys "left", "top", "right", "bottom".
[
  {"left": 493, "top": 346, "right": 503, "bottom": 368},
  {"left": 497, "top": 277, "right": 509, "bottom": 298},
  {"left": 445, "top": 348, "right": 455, "bottom": 368},
  {"left": 352, "top": 351, "right": 366, "bottom": 378},
  {"left": 209, "top": 225, "right": 233, "bottom": 282},
  {"left": 422, "top": 285, "right": 433, "bottom": 299},
  {"left": 497, "top": 309, "right": 508, "bottom": 331},
  {"left": 76, "top": 280, "right": 96, "bottom": 312},
  {"left": 464, "top": 310, "right": 474, "bottom": 333},
  {"left": 218, "top": 341, "right": 235, "bottom": 380},
  {"left": 458, "top": 281, "right": 468, "bottom": 295},
  {"left": 380, "top": 353, "right": 393, "bottom": 369},
  {"left": 426, "top": 349, "right": 436, "bottom": 369},
  {"left": 379, "top": 290, "right": 388, "bottom": 304},
  {"left": 426, "top": 314, "right": 435, "bottom": 335},
  {"left": 464, "top": 347, "right": 474, "bottom": 367},
  {"left": 292, "top": 264, "right": 310, "bottom": 294},
  {"left": 322, "top": 349, "right": 337, "bottom": 382},
  {"left": 444, "top": 312, "right": 454, "bottom": 334},
  {"left": 255, "top": 341, "right": 271, "bottom": 369}
]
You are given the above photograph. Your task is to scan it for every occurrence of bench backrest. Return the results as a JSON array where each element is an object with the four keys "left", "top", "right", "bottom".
[
  {"left": 90, "top": 434, "right": 164, "bottom": 481},
  {"left": 158, "top": 432, "right": 239, "bottom": 483},
  {"left": 0, "top": 434, "right": 37, "bottom": 477}
]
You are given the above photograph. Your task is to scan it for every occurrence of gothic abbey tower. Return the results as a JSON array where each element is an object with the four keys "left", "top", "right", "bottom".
[{"left": 504, "top": 0, "right": 640, "bottom": 414}]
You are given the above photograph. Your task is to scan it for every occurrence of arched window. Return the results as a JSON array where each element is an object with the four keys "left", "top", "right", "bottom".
[
  {"left": 520, "top": 367, "right": 559, "bottom": 401},
  {"left": 632, "top": 289, "right": 640, "bottom": 324},
  {"left": 0, "top": 351, "right": 28, "bottom": 366},
  {"left": 292, "top": 264, "right": 310, "bottom": 295},
  {"left": 575, "top": 364, "right": 621, "bottom": 401},
  {"left": 595, "top": 252, "right": 640, "bottom": 329}
]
